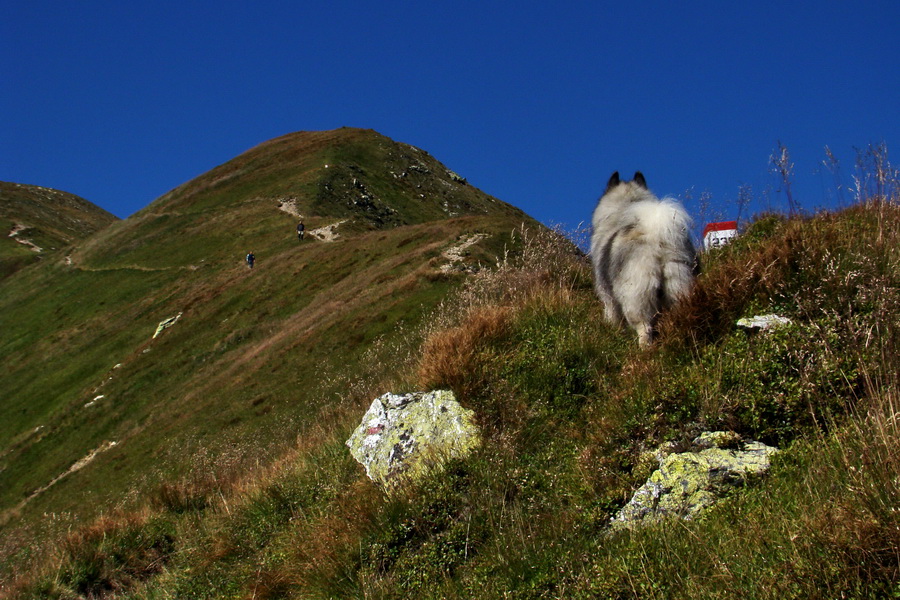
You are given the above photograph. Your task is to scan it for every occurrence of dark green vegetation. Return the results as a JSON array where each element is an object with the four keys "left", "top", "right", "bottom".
[
  {"left": 3, "top": 135, "right": 899, "bottom": 599},
  {"left": 0, "top": 182, "right": 118, "bottom": 279}
]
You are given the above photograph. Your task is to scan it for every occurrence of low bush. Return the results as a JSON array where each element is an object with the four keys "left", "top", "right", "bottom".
[{"left": 19, "top": 511, "right": 175, "bottom": 599}]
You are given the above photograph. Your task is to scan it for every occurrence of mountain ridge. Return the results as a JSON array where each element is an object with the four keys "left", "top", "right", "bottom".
[{"left": 70, "top": 127, "right": 527, "bottom": 272}]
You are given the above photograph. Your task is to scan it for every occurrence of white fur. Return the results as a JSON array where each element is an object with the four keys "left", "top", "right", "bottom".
[{"left": 590, "top": 173, "right": 695, "bottom": 347}]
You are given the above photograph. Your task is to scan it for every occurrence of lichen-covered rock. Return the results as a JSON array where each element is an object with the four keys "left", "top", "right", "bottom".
[
  {"left": 153, "top": 312, "right": 182, "bottom": 338},
  {"left": 346, "top": 390, "right": 480, "bottom": 491},
  {"left": 446, "top": 170, "right": 468, "bottom": 184},
  {"left": 736, "top": 314, "right": 793, "bottom": 330},
  {"left": 612, "top": 432, "right": 778, "bottom": 529},
  {"left": 693, "top": 430, "right": 742, "bottom": 450}
]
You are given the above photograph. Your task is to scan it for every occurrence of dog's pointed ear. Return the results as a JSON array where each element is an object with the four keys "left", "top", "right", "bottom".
[
  {"left": 633, "top": 172, "right": 647, "bottom": 189},
  {"left": 604, "top": 171, "right": 621, "bottom": 194}
]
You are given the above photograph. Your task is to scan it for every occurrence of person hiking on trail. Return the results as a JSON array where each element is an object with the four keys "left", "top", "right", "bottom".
[
  {"left": 246, "top": 252, "right": 255, "bottom": 269},
  {"left": 297, "top": 220, "right": 305, "bottom": 241}
]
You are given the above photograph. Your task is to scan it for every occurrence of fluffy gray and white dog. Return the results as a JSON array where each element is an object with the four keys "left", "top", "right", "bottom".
[{"left": 590, "top": 172, "right": 696, "bottom": 347}]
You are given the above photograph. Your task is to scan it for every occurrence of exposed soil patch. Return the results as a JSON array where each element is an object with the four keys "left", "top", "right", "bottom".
[
  {"left": 439, "top": 233, "right": 488, "bottom": 272},
  {"left": 309, "top": 220, "right": 349, "bottom": 242},
  {"left": 8, "top": 223, "right": 43, "bottom": 252},
  {"left": 6, "top": 441, "right": 119, "bottom": 519},
  {"left": 276, "top": 198, "right": 303, "bottom": 218}
]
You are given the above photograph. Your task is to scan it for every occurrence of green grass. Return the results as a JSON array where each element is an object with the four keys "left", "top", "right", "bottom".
[
  {"left": 0, "top": 215, "right": 523, "bottom": 526},
  {"left": 237, "top": 202, "right": 899, "bottom": 598},
  {"left": 4, "top": 137, "right": 900, "bottom": 599},
  {"left": 8, "top": 203, "right": 899, "bottom": 596},
  {"left": 0, "top": 181, "right": 118, "bottom": 279},
  {"left": 0, "top": 129, "right": 538, "bottom": 596}
]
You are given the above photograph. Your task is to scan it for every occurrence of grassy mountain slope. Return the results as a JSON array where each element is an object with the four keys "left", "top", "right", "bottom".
[
  {"left": 0, "top": 129, "right": 535, "bottom": 581},
  {"left": 0, "top": 182, "right": 118, "bottom": 279},
  {"left": 73, "top": 128, "right": 523, "bottom": 271},
  {"left": 4, "top": 137, "right": 899, "bottom": 599},
  {"left": 11, "top": 195, "right": 900, "bottom": 599}
]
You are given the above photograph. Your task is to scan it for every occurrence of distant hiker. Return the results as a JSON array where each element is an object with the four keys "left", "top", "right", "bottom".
[
  {"left": 246, "top": 252, "right": 255, "bottom": 269},
  {"left": 297, "top": 220, "right": 305, "bottom": 241}
]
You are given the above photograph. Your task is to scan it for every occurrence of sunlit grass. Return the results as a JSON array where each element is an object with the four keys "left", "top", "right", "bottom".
[{"left": 5, "top": 142, "right": 900, "bottom": 598}]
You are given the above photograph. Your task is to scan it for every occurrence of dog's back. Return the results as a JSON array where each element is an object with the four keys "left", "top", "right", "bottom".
[{"left": 591, "top": 172, "right": 695, "bottom": 346}]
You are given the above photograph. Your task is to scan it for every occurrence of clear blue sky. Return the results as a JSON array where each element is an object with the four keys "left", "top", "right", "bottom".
[{"left": 4, "top": 1, "right": 899, "bottom": 235}]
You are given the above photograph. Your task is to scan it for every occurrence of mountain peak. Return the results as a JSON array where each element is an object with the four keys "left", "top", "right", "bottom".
[
  {"left": 150, "top": 127, "right": 517, "bottom": 226},
  {"left": 75, "top": 129, "right": 527, "bottom": 270}
]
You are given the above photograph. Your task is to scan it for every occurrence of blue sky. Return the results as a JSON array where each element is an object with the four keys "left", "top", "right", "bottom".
[{"left": 3, "top": 1, "right": 899, "bottom": 236}]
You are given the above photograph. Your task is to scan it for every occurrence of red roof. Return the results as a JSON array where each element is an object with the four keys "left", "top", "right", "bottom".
[{"left": 702, "top": 221, "right": 738, "bottom": 237}]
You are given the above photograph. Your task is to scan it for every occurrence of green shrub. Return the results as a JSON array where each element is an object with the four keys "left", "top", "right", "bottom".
[
  {"left": 25, "top": 513, "right": 175, "bottom": 599},
  {"left": 695, "top": 317, "right": 861, "bottom": 445}
]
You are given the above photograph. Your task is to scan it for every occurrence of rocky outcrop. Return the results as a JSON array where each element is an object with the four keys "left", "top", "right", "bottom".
[
  {"left": 153, "top": 313, "right": 183, "bottom": 338},
  {"left": 346, "top": 390, "right": 480, "bottom": 491},
  {"left": 612, "top": 432, "right": 778, "bottom": 529},
  {"left": 8, "top": 223, "right": 43, "bottom": 252},
  {"left": 275, "top": 197, "right": 302, "bottom": 218},
  {"left": 447, "top": 170, "right": 468, "bottom": 184},
  {"left": 439, "top": 233, "right": 488, "bottom": 273}
]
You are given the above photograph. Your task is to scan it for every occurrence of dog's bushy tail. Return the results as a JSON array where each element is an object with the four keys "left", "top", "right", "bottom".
[{"left": 653, "top": 198, "right": 696, "bottom": 307}]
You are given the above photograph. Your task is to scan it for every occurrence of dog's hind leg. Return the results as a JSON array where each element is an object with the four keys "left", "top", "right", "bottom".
[
  {"left": 636, "top": 322, "right": 656, "bottom": 348},
  {"left": 616, "top": 268, "right": 663, "bottom": 348}
]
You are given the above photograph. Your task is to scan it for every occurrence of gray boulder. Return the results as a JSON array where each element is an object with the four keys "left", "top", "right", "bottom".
[
  {"left": 346, "top": 390, "right": 480, "bottom": 491},
  {"left": 612, "top": 432, "right": 778, "bottom": 529}
]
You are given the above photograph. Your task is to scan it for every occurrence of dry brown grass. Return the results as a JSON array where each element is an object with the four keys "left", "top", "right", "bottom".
[
  {"left": 427, "top": 224, "right": 588, "bottom": 319},
  {"left": 7, "top": 507, "right": 172, "bottom": 600},
  {"left": 417, "top": 305, "right": 513, "bottom": 396},
  {"left": 662, "top": 201, "right": 900, "bottom": 351},
  {"left": 416, "top": 224, "right": 591, "bottom": 396},
  {"left": 762, "top": 388, "right": 900, "bottom": 596},
  {"left": 659, "top": 215, "right": 801, "bottom": 348}
]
